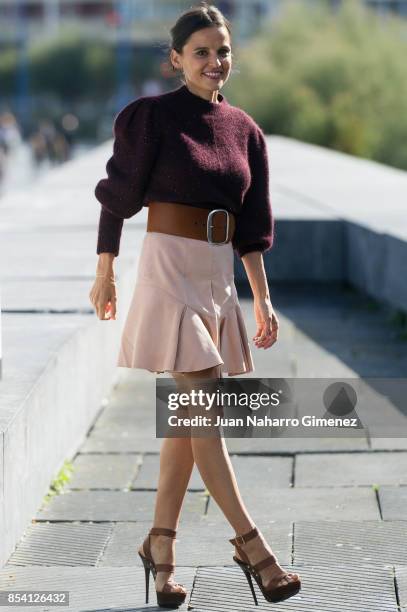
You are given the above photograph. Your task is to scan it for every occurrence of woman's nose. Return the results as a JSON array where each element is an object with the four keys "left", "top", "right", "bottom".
[{"left": 206, "top": 58, "right": 223, "bottom": 68}]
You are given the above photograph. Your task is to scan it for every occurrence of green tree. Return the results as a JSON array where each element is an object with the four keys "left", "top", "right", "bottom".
[
  {"left": 227, "top": 0, "right": 407, "bottom": 170},
  {"left": 29, "top": 31, "right": 116, "bottom": 99}
]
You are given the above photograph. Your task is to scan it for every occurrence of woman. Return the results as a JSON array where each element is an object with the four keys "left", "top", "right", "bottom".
[{"left": 89, "top": 2, "right": 301, "bottom": 608}]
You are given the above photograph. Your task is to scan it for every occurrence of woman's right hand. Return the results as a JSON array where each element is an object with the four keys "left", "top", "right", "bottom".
[{"left": 89, "top": 275, "right": 117, "bottom": 320}]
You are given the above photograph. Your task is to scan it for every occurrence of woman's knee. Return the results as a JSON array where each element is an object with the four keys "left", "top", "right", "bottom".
[
  {"left": 177, "top": 365, "right": 221, "bottom": 382},
  {"left": 170, "top": 365, "right": 224, "bottom": 437},
  {"left": 191, "top": 432, "right": 226, "bottom": 448}
]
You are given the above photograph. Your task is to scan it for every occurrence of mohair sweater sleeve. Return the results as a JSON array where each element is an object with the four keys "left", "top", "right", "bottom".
[
  {"left": 95, "top": 97, "right": 160, "bottom": 256},
  {"left": 232, "top": 127, "right": 274, "bottom": 259}
]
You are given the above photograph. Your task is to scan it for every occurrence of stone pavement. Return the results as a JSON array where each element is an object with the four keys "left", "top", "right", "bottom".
[{"left": 1, "top": 283, "right": 407, "bottom": 611}]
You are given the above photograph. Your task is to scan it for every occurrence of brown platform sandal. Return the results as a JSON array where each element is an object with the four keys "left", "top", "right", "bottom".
[
  {"left": 229, "top": 526, "right": 301, "bottom": 605},
  {"left": 138, "top": 527, "right": 187, "bottom": 609}
]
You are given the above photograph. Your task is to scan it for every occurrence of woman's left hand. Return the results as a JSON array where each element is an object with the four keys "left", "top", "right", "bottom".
[{"left": 253, "top": 296, "right": 279, "bottom": 349}]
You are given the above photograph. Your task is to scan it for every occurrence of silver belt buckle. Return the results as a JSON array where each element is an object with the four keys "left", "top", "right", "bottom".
[{"left": 207, "top": 209, "right": 229, "bottom": 244}]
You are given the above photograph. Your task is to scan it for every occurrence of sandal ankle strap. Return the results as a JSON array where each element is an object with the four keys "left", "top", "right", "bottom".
[
  {"left": 253, "top": 555, "right": 277, "bottom": 571},
  {"left": 229, "top": 526, "right": 259, "bottom": 547},
  {"left": 149, "top": 527, "right": 177, "bottom": 538}
]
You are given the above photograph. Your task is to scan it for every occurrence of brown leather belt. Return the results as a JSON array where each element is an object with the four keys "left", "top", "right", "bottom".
[{"left": 147, "top": 201, "right": 235, "bottom": 244}]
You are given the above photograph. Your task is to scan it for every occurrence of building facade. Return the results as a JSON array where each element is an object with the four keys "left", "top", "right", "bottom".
[
  {"left": 1, "top": 0, "right": 406, "bottom": 48},
  {"left": 0, "top": 0, "right": 272, "bottom": 46}
]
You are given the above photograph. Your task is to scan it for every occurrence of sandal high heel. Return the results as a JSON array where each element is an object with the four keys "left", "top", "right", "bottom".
[
  {"left": 229, "top": 525, "right": 301, "bottom": 605},
  {"left": 138, "top": 527, "right": 187, "bottom": 609}
]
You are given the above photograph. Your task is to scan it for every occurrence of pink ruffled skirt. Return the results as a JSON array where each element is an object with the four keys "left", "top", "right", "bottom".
[{"left": 117, "top": 231, "right": 255, "bottom": 376}]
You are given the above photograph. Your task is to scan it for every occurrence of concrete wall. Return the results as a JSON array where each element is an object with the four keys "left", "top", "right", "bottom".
[
  {"left": 238, "top": 138, "right": 407, "bottom": 316},
  {"left": 0, "top": 264, "right": 137, "bottom": 567}
]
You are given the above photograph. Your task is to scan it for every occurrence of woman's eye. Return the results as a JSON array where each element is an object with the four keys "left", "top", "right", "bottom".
[{"left": 197, "top": 50, "right": 230, "bottom": 56}]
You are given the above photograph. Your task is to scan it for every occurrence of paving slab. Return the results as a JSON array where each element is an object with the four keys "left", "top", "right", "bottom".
[
  {"left": 260, "top": 281, "right": 384, "bottom": 311},
  {"left": 131, "top": 456, "right": 205, "bottom": 491},
  {"left": 89, "top": 422, "right": 158, "bottom": 439},
  {"left": 295, "top": 452, "right": 407, "bottom": 487},
  {"left": 206, "top": 486, "right": 380, "bottom": 521},
  {"left": 35, "top": 491, "right": 207, "bottom": 522},
  {"left": 98, "top": 520, "right": 293, "bottom": 567},
  {"left": 96, "top": 387, "right": 156, "bottom": 426},
  {"left": 378, "top": 486, "right": 407, "bottom": 520},
  {"left": 108, "top": 366, "right": 153, "bottom": 390},
  {"left": 80, "top": 435, "right": 162, "bottom": 453},
  {"left": 85, "top": 381, "right": 157, "bottom": 431},
  {"left": 95, "top": 407, "right": 154, "bottom": 430},
  {"left": 292, "top": 314, "right": 403, "bottom": 342},
  {"left": 131, "top": 454, "right": 293, "bottom": 491},
  {"left": 293, "top": 345, "right": 405, "bottom": 377},
  {"left": 67, "top": 454, "right": 143, "bottom": 490},
  {"left": 0, "top": 565, "right": 196, "bottom": 611},
  {"left": 99, "top": 379, "right": 154, "bottom": 405},
  {"left": 241, "top": 280, "right": 407, "bottom": 380},
  {"left": 5, "top": 523, "right": 113, "bottom": 567},
  {"left": 245, "top": 355, "right": 297, "bottom": 378},
  {"left": 188, "top": 562, "right": 398, "bottom": 611},
  {"left": 290, "top": 346, "right": 359, "bottom": 378},
  {"left": 295, "top": 520, "right": 407, "bottom": 567},
  {"left": 229, "top": 455, "right": 293, "bottom": 489},
  {"left": 226, "top": 437, "right": 369, "bottom": 453}
]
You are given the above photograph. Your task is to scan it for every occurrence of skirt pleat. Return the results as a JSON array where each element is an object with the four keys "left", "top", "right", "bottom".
[{"left": 117, "top": 231, "right": 254, "bottom": 376}]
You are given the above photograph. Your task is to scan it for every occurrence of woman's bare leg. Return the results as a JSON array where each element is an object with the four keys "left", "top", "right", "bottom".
[
  {"left": 153, "top": 438, "right": 194, "bottom": 528},
  {"left": 177, "top": 364, "right": 299, "bottom": 590},
  {"left": 173, "top": 365, "right": 255, "bottom": 534},
  {"left": 138, "top": 365, "right": 298, "bottom": 593},
  {"left": 138, "top": 383, "right": 195, "bottom": 592}
]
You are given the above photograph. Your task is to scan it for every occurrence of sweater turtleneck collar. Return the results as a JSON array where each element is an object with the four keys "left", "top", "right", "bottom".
[{"left": 176, "top": 83, "right": 227, "bottom": 112}]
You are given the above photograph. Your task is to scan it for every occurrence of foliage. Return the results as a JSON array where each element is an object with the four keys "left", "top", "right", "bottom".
[
  {"left": 30, "top": 31, "right": 116, "bottom": 98},
  {"left": 227, "top": 0, "right": 407, "bottom": 170},
  {"left": 0, "top": 36, "right": 108, "bottom": 98},
  {"left": 43, "top": 460, "right": 74, "bottom": 504}
]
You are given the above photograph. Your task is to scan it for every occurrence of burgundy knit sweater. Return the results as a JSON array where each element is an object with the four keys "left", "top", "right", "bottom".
[{"left": 95, "top": 83, "right": 274, "bottom": 259}]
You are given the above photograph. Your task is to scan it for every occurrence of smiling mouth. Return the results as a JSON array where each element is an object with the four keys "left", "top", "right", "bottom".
[{"left": 203, "top": 72, "right": 223, "bottom": 79}]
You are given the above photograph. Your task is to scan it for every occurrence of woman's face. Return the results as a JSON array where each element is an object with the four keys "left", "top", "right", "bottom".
[{"left": 171, "top": 26, "right": 232, "bottom": 99}]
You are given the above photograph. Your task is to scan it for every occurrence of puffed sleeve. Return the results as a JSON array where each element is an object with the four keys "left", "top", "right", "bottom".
[
  {"left": 232, "top": 126, "right": 274, "bottom": 259},
  {"left": 95, "top": 96, "right": 161, "bottom": 256}
]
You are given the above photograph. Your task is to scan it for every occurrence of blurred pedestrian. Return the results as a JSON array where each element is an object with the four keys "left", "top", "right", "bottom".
[
  {"left": 0, "top": 111, "right": 22, "bottom": 156},
  {"left": 0, "top": 111, "right": 22, "bottom": 187},
  {"left": 28, "top": 119, "right": 71, "bottom": 167}
]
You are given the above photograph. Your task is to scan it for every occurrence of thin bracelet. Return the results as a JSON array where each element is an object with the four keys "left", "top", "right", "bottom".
[{"left": 96, "top": 273, "right": 115, "bottom": 280}]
